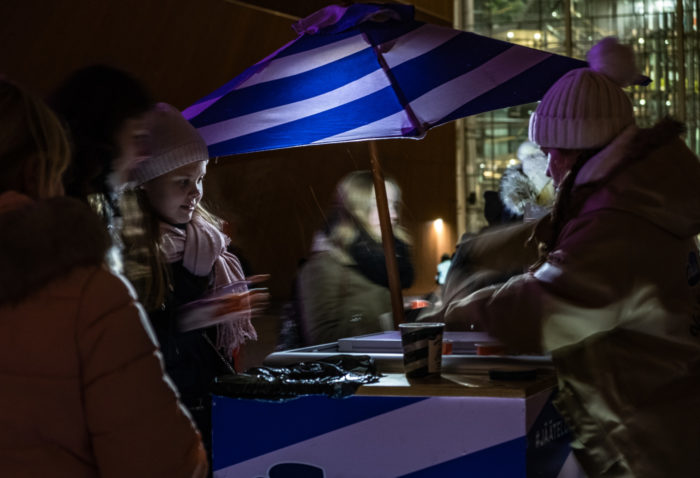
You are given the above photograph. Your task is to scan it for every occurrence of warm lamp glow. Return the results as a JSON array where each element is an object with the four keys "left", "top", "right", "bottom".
[{"left": 433, "top": 218, "right": 444, "bottom": 233}]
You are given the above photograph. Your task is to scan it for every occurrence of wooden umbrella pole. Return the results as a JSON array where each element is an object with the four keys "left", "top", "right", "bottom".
[{"left": 369, "top": 141, "right": 404, "bottom": 329}]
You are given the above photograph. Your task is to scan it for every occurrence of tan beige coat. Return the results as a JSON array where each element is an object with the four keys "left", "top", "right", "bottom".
[
  {"left": 298, "top": 246, "right": 393, "bottom": 345},
  {"left": 431, "top": 121, "right": 700, "bottom": 477},
  {"left": 0, "top": 192, "right": 207, "bottom": 478}
]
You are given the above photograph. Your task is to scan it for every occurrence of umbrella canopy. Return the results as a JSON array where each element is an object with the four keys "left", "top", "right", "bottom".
[
  {"left": 183, "top": 3, "right": 588, "bottom": 328},
  {"left": 183, "top": 3, "right": 587, "bottom": 157}
]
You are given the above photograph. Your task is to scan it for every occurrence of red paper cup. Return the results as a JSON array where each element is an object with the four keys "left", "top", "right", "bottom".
[
  {"left": 410, "top": 299, "right": 430, "bottom": 310},
  {"left": 475, "top": 343, "right": 506, "bottom": 356}
]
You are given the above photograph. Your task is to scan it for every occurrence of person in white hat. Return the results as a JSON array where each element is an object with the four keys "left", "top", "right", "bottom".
[
  {"left": 427, "top": 37, "right": 700, "bottom": 476},
  {"left": 124, "top": 103, "right": 269, "bottom": 463}
]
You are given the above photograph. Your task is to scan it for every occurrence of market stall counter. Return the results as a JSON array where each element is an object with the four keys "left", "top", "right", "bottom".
[{"left": 211, "top": 331, "right": 584, "bottom": 478}]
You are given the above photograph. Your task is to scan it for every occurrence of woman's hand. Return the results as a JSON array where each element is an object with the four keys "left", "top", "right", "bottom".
[
  {"left": 177, "top": 274, "right": 271, "bottom": 331},
  {"left": 213, "top": 274, "right": 271, "bottom": 317},
  {"left": 214, "top": 288, "right": 270, "bottom": 317}
]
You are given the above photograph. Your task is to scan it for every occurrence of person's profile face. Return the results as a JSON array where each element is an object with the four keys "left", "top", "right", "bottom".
[
  {"left": 141, "top": 160, "right": 208, "bottom": 225},
  {"left": 368, "top": 182, "right": 399, "bottom": 235},
  {"left": 111, "top": 115, "right": 151, "bottom": 189},
  {"left": 542, "top": 147, "right": 581, "bottom": 189}
]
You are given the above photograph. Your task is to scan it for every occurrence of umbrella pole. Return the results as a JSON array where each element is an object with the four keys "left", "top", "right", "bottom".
[{"left": 369, "top": 141, "right": 404, "bottom": 329}]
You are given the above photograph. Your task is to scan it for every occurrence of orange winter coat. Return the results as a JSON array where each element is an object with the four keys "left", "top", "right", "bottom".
[{"left": 0, "top": 192, "right": 207, "bottom": 478}]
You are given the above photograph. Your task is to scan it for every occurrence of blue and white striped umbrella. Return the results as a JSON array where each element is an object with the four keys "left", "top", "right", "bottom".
[{"left": 184, "top": 3, "right": 587, "bottom": 157}]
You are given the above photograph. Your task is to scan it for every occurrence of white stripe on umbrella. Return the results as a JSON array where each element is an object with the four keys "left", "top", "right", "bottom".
[
  {"left": 381, "top": 23, "right": 461, "bottom": 69},
  {"left": 197, "top": 68, "right": 393, "bottom": 146},
  {"left": 238, "top": 34, "right": 371, "bottom": 89},
  {"left": 311, "top": 110, "right": 414, "bottom": 144}
]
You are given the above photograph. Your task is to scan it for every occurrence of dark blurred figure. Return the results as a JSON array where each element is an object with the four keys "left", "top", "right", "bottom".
[
  {"left": 0, "top": 77, "right": 207, "bottom": 478},
  {"left": 482, "top": 190, "right": 518, "bottom": 227},
  {"left": 50, "top": 64, "right": 153, "bottom": 198},
  {"left": 438, "top": 141, "right": 554, "bottom": 312},
  {"left": 275, "top": 258, "right": 308, "bottom": 351},
  {"left": 297, "top": 170, "right": 414, "bottom": 345},
  {"left": 49, "top": 65, "right": 153, "bottom": 273}
]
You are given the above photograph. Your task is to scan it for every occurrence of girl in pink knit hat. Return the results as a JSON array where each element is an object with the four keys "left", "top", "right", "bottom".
[{"left": 125, "top": 103, "right": 269, "bottom": 461}]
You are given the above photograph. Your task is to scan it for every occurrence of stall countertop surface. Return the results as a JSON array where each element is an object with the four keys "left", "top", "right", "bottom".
[{"left": 356, "top": 371, "right": 557, "bottom": 398}]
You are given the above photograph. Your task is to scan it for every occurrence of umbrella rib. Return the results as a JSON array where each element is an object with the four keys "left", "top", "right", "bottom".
[{"left": 365, "top": 33, "right": 425, "bottom": 137}]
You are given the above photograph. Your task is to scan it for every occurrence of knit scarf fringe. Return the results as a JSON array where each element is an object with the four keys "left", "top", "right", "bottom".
[{"left": 160, "top": 214, "right": 257, "bottom": 356}]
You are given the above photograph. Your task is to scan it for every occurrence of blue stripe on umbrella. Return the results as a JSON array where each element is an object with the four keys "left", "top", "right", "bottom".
[
  {"left": 190, "top": 46, "right": 382, "bottom": 128},
  {"left": 361, "top": 19, "right": 424, "bottom": 46},
  {"left": 272, "top": 7, "right": 419, "bottom": 59},
  {"left": 330, "top": 3, "right": 415, "bottom": 35},
  {"left": 207, "top": 85, "right": 405, "bottom": 156},
  {"left": 274, "top": 27, "right": 359, "bottom": 58}
]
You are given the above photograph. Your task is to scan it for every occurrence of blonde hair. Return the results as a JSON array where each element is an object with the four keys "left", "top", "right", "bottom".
[
  {"left": 125, "top": 187, "right": 223, "bottom": 311},
  {"left": 0, "top": 79, "right": 71, "bottom": 198},
  {"left": 326, "top": 170, "right": 410, "bottom": 248}
]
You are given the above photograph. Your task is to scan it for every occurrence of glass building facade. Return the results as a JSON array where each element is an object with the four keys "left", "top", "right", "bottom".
[{"left": 456, "top": 0, "right": 700, "bottom": 232}]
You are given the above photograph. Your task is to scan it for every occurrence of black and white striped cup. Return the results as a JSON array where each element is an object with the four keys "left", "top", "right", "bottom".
[{"left": 399, "top": 322, "right": 445, "bottom": 378}]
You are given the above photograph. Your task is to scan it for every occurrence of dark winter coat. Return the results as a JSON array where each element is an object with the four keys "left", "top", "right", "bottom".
[{"left": 148, "top": 261, "right": 234, "bottom": 407}]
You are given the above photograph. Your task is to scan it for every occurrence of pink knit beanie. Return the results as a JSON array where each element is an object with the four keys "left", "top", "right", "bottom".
[
  {"left": 130, "top": 103, "right": 209, "bottom": 185},
  {"left": 529, "top": 37, "right": 644, "bottom": 150}
]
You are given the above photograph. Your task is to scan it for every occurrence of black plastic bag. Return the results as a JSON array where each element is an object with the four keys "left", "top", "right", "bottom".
[{"left": 211, "top": 355, "right": 380, "bottom": 400}]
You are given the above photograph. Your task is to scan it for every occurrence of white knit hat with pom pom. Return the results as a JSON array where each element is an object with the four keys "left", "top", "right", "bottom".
[{"left": 529, "top": 37, "right": 644, "bottom": 150}]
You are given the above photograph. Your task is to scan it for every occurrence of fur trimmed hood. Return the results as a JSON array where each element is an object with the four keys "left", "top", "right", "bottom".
[
  {"left": 499, "top": 166, "right": 538, "bottom": 216},
  {"left": 0, "top": 192, "right": 109, "bottom": 304},
  {"left": 500, "top": 141, "right": 555, "bottom": 219}
]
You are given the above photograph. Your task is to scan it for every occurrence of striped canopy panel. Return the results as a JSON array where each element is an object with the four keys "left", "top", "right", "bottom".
[{"left": 184, "top": 4, "right": 587, "bottom": 157}]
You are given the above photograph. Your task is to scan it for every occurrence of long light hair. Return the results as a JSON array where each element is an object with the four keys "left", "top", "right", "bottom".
[
  {"left": 325, "top": 170, "right": 410, "bottom": 249},
  {"left": 125, "top": 186, "right": 222, "bottom": 311},
  {"left": 0, "top": 79, "right": 71, "bottom": 198}
]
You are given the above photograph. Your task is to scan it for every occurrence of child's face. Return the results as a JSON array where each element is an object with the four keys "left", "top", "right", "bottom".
[{"left": 142, "top": 160, "right": 208, "bottom": 225}]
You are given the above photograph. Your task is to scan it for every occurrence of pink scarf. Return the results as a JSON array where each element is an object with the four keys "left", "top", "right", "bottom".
[{"left": 159, "top": 214, "right": 257, "bottom": 355}]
